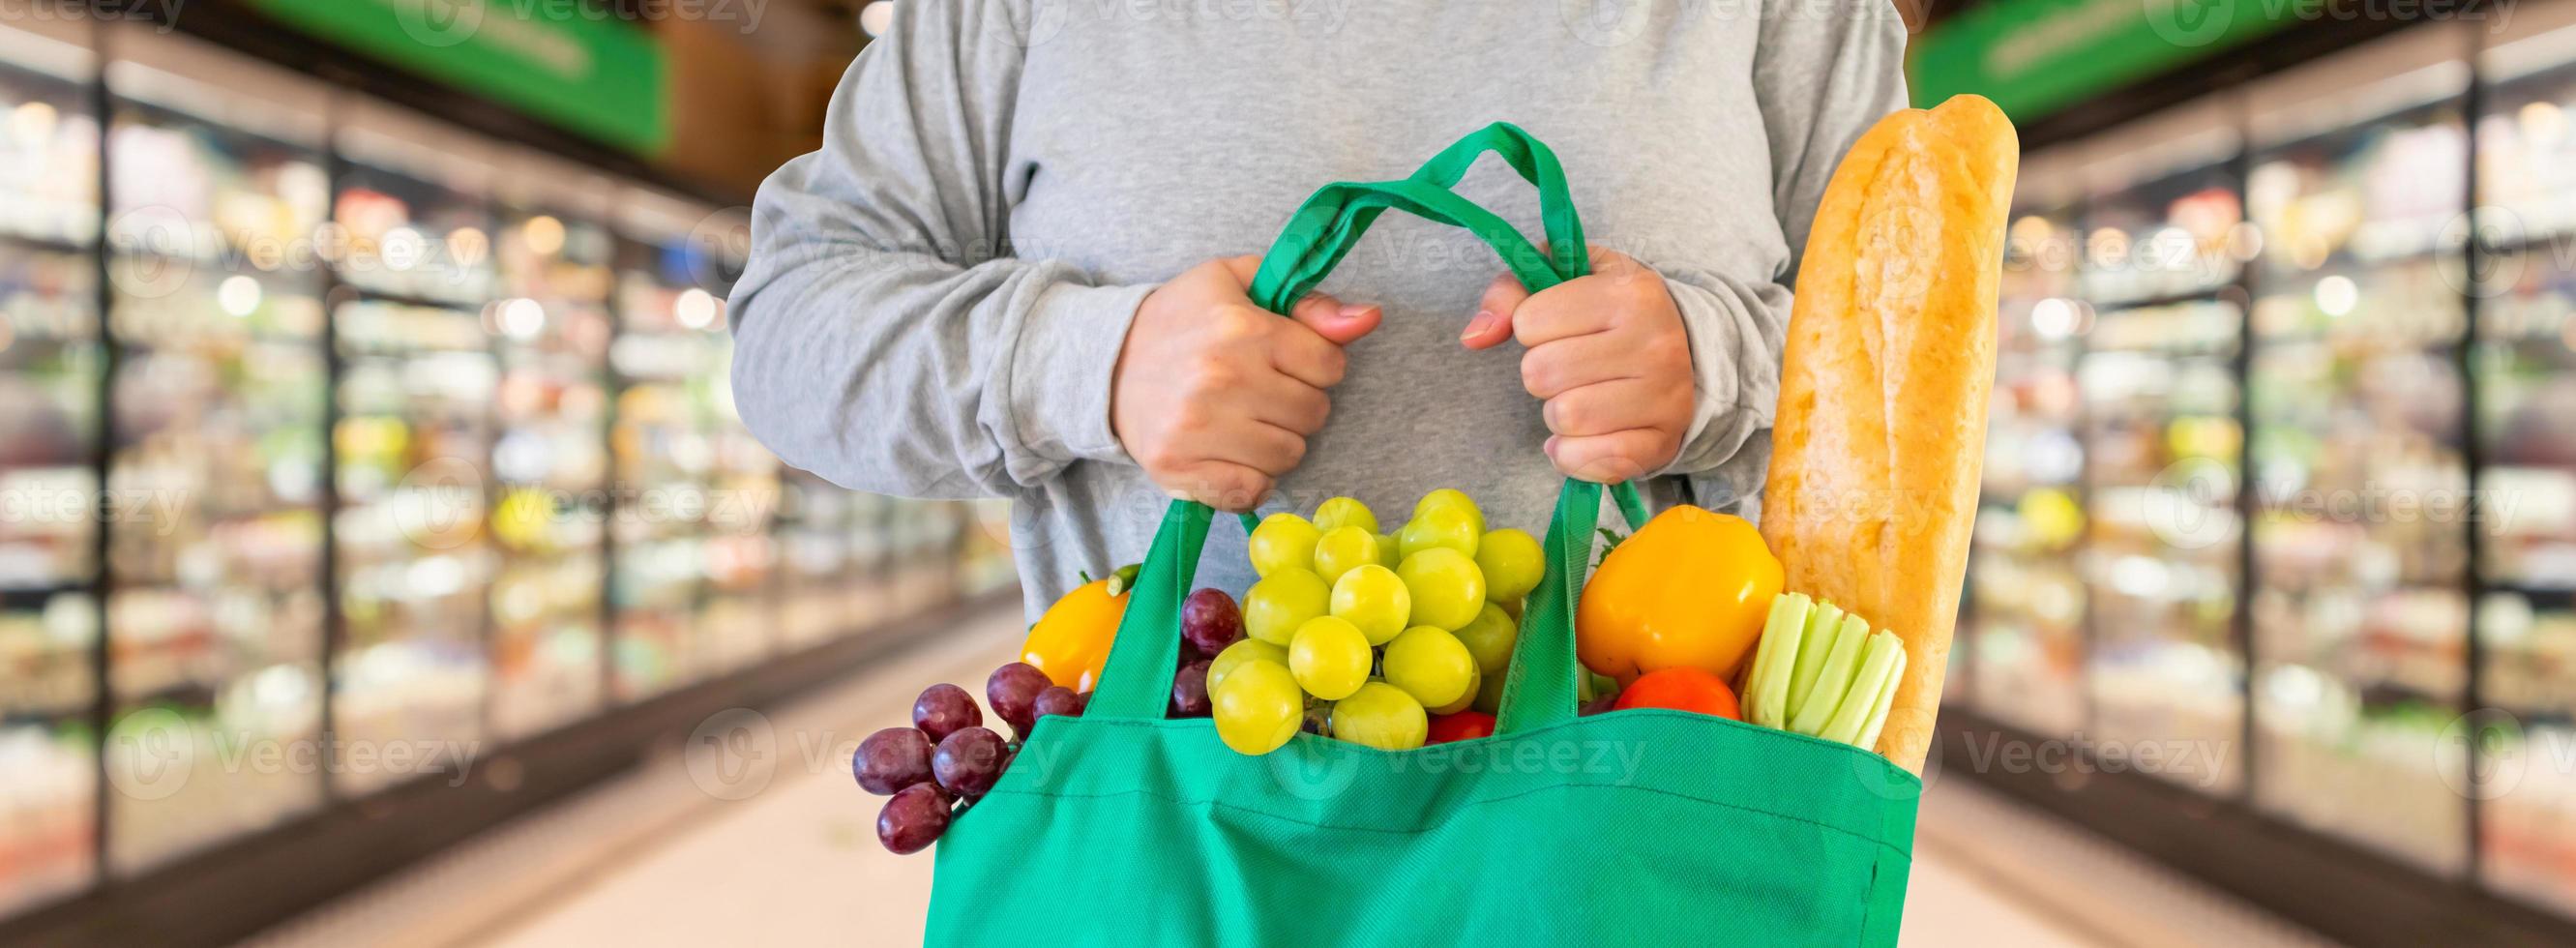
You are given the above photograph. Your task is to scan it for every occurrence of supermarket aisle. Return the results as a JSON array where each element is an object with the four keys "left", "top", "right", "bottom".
[{"left": 255, "top": 606, "right": 2327, "bottom": 948}]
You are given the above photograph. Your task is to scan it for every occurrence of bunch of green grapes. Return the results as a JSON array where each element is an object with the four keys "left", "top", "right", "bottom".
[{"left": 1213, "top": 490, "right": 1546, "bottom": 755}]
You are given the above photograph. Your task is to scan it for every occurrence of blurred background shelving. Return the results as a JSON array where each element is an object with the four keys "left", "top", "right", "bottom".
[
  {"left": 0, "top": 20, "right": 99, "bottom": 922},
  {"left": 1942, "top": 18, "right": 2576, "bottom": 931},
  {"left": 0, "top": 17, "right": 1005, "bottom": 937},
  {"left": 101, "top": 39, "right": 332, "bottom": 874},
  {"left": 1969, "top": 153, "right": 2087, "bottom": 739}
]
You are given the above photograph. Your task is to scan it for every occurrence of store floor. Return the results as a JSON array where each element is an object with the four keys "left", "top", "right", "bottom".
[{"left": 251, "top": 606, "right": 2335, "bottom": 948}]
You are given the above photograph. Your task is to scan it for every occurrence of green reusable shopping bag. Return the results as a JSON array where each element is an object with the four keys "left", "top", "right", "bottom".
[{"left": 926, "top": 124, "right": 1922, "bottom": 947}]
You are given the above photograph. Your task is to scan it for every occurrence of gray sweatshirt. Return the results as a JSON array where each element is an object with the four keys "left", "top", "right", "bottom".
[{"left": 728, "top": 1, "right": 1909, "bottom": 618}]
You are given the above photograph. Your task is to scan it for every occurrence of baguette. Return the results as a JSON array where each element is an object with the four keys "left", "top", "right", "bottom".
[{"left": 1760, "top": 96, "right": 2017, "bottom": 774}]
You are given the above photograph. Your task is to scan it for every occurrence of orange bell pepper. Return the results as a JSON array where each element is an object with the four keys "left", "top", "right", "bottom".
[
  {"left": 1019, "top": 565, "right": 1137, "bottom": 694},
  {"left": 1577, "top": 506, "right": 1783, "bottom": 685}
]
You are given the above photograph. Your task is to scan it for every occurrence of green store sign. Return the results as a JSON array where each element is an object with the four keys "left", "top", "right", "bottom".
[
  {"left": 249, "top": 0, "right": 670, "bottom": 154},
  {"left": 1909, "top": 0, "right": 2302, "bottom": 122}
]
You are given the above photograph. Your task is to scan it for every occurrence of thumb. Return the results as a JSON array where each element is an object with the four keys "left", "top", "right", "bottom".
[{"left": 1286, "top": 291, "right": 1381, "bottom": 346}]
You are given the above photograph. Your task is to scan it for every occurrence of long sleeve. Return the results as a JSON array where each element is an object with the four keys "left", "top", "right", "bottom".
[
  {"left": 726, "top": 0, "right": 1150, "bottom": 500},
  {"left": 1657, "top": 2, "right": 1909, "bottom": 503}
]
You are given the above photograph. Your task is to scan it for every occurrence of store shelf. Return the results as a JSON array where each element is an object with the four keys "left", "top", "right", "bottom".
[
  {"left": 103, "top": 80, "right": 333, "bottom": 876},
  {"left": 2245, "top": 79, "right": 2475, "bottom": 874},
  {"left": 1967, "top": 202, "right": 2089, "bottom": 737},
  {"left": 485, "top": 201, "right": 614, "bottom": 741},
  {"left": 327, "top": 156, "right": 506, "bottom": 797},
  {"left": 0, "top": 18, "right": 1022, "bottom": 943}
]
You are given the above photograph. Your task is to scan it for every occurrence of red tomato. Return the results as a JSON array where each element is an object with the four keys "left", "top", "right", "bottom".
[
  {"left": 1612, "top": 667, "right": 1740, "bottom": 720},
  {"left": 1425, "top": 711, "right": 1497, "bottom": 745}
]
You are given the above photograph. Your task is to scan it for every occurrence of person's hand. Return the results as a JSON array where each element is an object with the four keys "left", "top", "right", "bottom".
[
  {"left": 1460, "top": 247, "right": 1693, "bottom": 483},
  {"left": 1111, "top": 255, "right": 1380, "bottom": 510}
]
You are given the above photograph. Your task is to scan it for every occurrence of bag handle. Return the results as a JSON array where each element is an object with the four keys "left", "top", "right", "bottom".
[{"left": 1089, "top": 124, "right": 1647, "bottom": 737}]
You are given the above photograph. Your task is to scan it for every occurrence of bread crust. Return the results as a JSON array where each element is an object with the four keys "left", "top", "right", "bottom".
[{"left": 1759, "top": 96, "right": 2017, "bottom": 774}]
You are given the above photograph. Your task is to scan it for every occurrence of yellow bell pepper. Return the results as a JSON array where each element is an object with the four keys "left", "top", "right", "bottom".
[
  {"left": 1019, "top": 565, "right": 1136, "bottom": 694},
  {"left": 1577, "top": 506, "right": 1784, "bottom": 685}
]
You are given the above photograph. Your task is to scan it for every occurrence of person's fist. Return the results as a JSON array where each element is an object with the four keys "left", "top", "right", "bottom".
[
  {"left": 1111, "top": 256, "right": 1380, "bottom": 510},
  {"left": 1460, "top": 247, "right": 1693, "bottom": 483}
]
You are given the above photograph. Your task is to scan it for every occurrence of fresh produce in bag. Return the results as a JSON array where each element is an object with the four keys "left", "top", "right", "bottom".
[
  {"left": 1210, "top": 492, "right": 1538, "bottom": 755},
  {"left": 896, "top": 111, "right": 2012, "bottom": 945}
]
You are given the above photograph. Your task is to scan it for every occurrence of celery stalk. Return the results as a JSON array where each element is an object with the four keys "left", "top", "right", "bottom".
[
  {"left": 1745, "top": 593, "right": 1810, "bottom": 727},
  {"left": 1851, "top": 636, "right": 1908, "bottom": 751},
  {"left": 1788, "top": 612, "right": 1869, "bottom": 735},
  {"left": 1784, "top": 600, "right": 1846, "bottom": 721},
  {"left": 1821, "top": 632, "right": 1904, "bottom": 745}
]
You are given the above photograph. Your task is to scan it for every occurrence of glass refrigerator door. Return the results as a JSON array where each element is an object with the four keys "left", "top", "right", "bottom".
[
  {"left": 0, "top": 26, "right": 98, "bottom": 918},
  {"left": 487, "top": 198, "right": 611, "bottom": 739},
  {"left": 1968, "top": 199, "right": 2088, "bottom": 738},
  {"left": 700, "top": 310, "right": 778, "bottom": 674},
  {"left": 2472, "top": 47, "right": 2576, "bottom": 918},
  {"left": 2080, "top": 161, "right": 2250, "bottom": 795},
  {"left": 608, "top": 234, "right": 719, "bottom": 698},
  {"left": 102, "top": 75, "right": 330, "bottom": 873},
  {"left": 776, "top": 468, "right": 852, "bottom": 652},
  {"left": 844, "top": 491, "right": 898, "bottom": 634},
  {"left": 328, "top": 153, "right": 499, "bottom": 795},
  {"left": 960, "top": 499, "right": 1018, "bottom": 598},
  {"left": 2247, "top": 81, "right": 2472, "bottom": 874},
  {"left": 889, "top": 500, "right": 965, "bottom": 615}
]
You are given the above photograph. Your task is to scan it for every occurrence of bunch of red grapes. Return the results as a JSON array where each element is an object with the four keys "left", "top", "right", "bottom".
[{"left": 853, "top": 588, "right": 1244, "bottom": 854}]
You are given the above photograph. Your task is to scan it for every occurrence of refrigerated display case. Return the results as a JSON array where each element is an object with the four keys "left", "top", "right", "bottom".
[
  {"left": 99, "top": 38, "right": 333, "bottom": 874},
  {"left": 2077, "top": 106, "right": 2252, "bottom": 794},
  {"left": 0, "top": 19, "right": 1005, "bottom": 942},
  {"left": 776, "top": 467, "right": 855, "bottom": 652},
  {"left": 486, "top": 157, "right": 613, "bottom": 739},
  {"left": 327, "top": 110, "right": 502, "bottom": 795},
  {"left": 1914, "top": 6, "right": 2576, "bottom": 940},
  {"left": 2246, "top": 46, "right": 2474, "bottom": 874},
  {"left": 607, "top": 197, "right": 773, "bottom": 696},
  {"left": 1967, "top": 151, "right": 2088, "bottom": 738},
  {"left": 0, "top": 19, "right": 97, "bottom": 920},
  {"left": 960, "top": 499, "right": 1020, "bottom": 598},
  {"left": 2472, "top": 22, "right": 2576, "bottom": 918}
]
